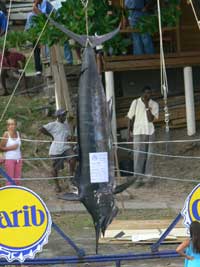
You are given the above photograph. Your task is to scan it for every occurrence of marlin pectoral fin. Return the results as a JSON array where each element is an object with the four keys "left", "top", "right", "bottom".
[
  {"left": 114, "top": 178, "right": 135, "bottom": 194},
  {"left": 48, "top": 17, "right": 120, "bottom": 47},
  {"left": 58, "top": 193, "right": 80, "bottom": 201}
]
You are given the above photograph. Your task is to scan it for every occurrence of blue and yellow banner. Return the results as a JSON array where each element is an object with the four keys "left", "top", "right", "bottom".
[
  {"left": 182, "top": 184, "right": 200, "bottom": 228},
  {"left": 0, "top": 186, "right": 51, "bottom": 262}
]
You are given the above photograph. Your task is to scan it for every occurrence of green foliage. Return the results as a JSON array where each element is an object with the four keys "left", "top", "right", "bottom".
[
  {"left": 135, "top": 0, "right": 181, "bottom": 35},
  {"left": 2, "top": 0, "right": 181, "bottom": 55},
  {"left": 25, "top": 0, "right": 130, "bottom": 55},
  {"left": 104, "top": 34, "right": 131, "bottom": 56},
  {"left": 0, "top": 31, "right": 30, "bottom": 50}
]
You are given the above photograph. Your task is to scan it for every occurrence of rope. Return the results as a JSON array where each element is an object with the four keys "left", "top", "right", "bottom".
[
  {"left": 117, "top": 169, "right": 200, "bottom": 183},
  {"left": 80, "top": 0, "right": 90, "bottom": 44},
  {"left": 80, "top": 0, "right": 89, "bottom": 7},
  {"left": 0, "top": 8, "right": 55, "bottom": 122},
  {"left": 189, "top": 0, "right": 200, "bottom": 30},
  {"left": 117, "top": 145, "right": 200, "bottom": 160},
  {"left": 1, "top": 135, "right": 200, "bottom": 145},
  {"left": 22, "top": 154, "right": 78, "bottom": 161},
  {"left": 0, "top": 171, "right": 198, "bottom": 183},
  {"left": 114, "top": 138, "right": 200, "bottom": 144},
  {"left": 7, "top": 137, "right": 200, "bottom": 145},
  {"left": 0, "top": 136, "right": 77, "bottom": 144},
  {"left": 0, "top": 175, "right": 73, "bottom": 181},
  {"left": 0, "top": 0, "right": 12, "bottom": 78},
  {"left": 157, "top": 0, "right": 170, "bottom": 132}
]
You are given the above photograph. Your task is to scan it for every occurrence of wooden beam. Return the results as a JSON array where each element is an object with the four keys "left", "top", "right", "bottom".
[{"left": 103, "top": 52, "right": 200, "bottom": 71}]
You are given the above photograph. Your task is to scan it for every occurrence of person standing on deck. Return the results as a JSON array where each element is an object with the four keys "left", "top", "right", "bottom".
[
  {"left": 127, "top": 86, "right": 159, "bottom": 187},
  {"left": 125, "top": 0, "right": 155, "bottom": 55}
]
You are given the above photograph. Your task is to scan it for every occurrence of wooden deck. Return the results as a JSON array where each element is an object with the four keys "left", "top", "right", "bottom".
[{"left": 103, "top": 52, "right": 200, "bottom": 72}]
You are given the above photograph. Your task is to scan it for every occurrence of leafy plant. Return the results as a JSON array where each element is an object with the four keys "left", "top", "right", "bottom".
[
  {"left": 135, "top": 0, "right": 181, "bottom": 35},
  {"left": 0, "top": 31, "right": 30, "bottom": 50},
  {"left": 25, "top": 0, "right": 129, "bottom": 55}
]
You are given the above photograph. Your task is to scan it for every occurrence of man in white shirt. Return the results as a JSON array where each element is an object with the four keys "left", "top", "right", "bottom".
[
  {"left": 127, "top": 86, "right": 159, "bottom": 186},
  {"left": 40, "top": 109, "right": 76, "bottom": 192}
]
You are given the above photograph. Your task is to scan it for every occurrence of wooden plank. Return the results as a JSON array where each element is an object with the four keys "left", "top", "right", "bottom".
[
  {"left": 103, "top": 228, "right": 188, "bottom": 240},
  {"left": 107, "top": 219, "right": 184, "bottom": 230},
  {"left": 100, "top": 238, "right": 186, "bottom": 244},
  {"left": 104, "top": 55, "right": 200, "bottom": 71},
  {"left": 99, "top": 219, "right": 189, "bottom": 244},
  {"left": 10, "top": 13, "right": 28, "bottom": 20},
  {"left": 104, "top": 52, "right": 200, "bottom": 62},
  {"left": 6, "top": 3, "right": 32, "bottom": 8},
  {"left": 10, "top": 7, "right": 32, "bottom": 12},
  {"left": 120, "top": 26, "right": 177, "bottom": 34},
  {"left": 8, "top": 0, "right": 32, "bottom": 2}
]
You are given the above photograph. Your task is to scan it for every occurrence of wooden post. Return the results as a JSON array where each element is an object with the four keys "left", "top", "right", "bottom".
[
  {"left": 183, "top": 66, "right": 196, "bottom": 136},
  {"left": 105, "top": 71, "right": 126, "bottom": 208},
  {"left": 176, "top": 23, "right": 181, "bottom": 53},
  {"left": 50, "top": 45, "right": 73, "bottom": 116},
  {"left": 54, "top": 45, "right": 73, "bottom": 116},
  {"left": 51, "top": 46, "right": 64, "bottom": 109}
]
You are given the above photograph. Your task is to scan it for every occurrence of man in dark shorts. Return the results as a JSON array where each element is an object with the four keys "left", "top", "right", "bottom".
[{"left": 40, "top": 109, "right": 76, "bottom": 192}]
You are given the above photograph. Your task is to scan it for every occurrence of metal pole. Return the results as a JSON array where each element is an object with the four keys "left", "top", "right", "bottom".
[
  {"left": 52, "top": 222, "right": 85, "bottom": 257},
  {"left": 0, "top": 250, "right": 180, "bottom": 265},
  {"left": 0, "top": 167, "right": 16, "bottom": 185},
  {"left": 151, "top": 213, "right": 182, "bottom": 252},
  {"left": 183, "top": 66, "right": 196, "bottom": 136}
]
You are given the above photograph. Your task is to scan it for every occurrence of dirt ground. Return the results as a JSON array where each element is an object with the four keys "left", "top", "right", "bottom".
[
  {"left": 2, "top": 126, "right": 200, "bottom": 266},
  {"left": 23, "top": 126, "right": 200, "bottom": 205}
]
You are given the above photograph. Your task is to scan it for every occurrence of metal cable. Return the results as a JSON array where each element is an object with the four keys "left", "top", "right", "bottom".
[
  {"left": 117, "top": 169, "right": 200, "bottom": 183},
  {"left": 117, "top": 145, "right": 200, "bottom": 159}
]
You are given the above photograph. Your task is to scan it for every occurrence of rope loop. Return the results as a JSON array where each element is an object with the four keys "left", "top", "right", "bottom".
[{"left": 80, "top": 0, "right": 89, "bottom": 9}]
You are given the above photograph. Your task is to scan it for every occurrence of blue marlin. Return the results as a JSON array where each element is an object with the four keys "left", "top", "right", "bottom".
[{"left": 49, "top": 19, "right": 125, "bottom": 252}]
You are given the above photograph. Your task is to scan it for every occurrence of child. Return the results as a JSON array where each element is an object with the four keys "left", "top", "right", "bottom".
[{"left": 176, "top": 221, "right": 200, "bottom": 266}]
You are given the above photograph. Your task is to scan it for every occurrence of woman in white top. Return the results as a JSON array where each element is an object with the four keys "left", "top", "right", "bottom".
[{"left": 0, "top": 118, "right": 22, "bottom": 185}]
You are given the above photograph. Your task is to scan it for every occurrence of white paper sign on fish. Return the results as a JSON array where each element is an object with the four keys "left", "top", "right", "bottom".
[{"left": 89, "top": 152, "right": 109, "bottom": 183}]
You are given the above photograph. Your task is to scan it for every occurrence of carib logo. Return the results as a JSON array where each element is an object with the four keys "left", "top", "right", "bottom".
[
  {"left": 182, "top": 184, "right": 200, "bottom": 228},
  {"left": 0, "top": 186, "right": 52, "bottom": 262}
]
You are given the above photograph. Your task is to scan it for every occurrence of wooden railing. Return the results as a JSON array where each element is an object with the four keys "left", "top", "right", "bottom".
[{"left": 119, "top": 25, "right": 181, "bottom": 54}]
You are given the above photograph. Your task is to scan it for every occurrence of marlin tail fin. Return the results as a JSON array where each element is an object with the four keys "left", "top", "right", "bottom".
[{"left": 49, "top": 17, "right": 120, "bottom": 47}]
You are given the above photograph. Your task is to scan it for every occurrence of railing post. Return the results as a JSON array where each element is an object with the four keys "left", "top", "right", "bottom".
[
  {"left": 183, "top": 66, "right": 196, "bottom": 136},
  {"left": 116, "top": 260, "right": 121, "bottom": 267}
]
